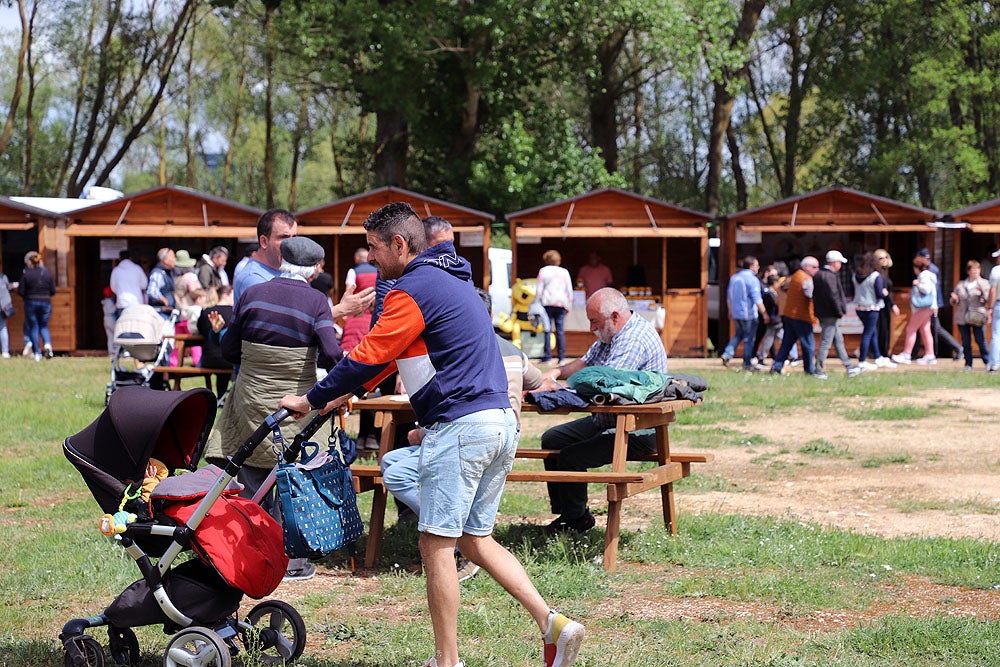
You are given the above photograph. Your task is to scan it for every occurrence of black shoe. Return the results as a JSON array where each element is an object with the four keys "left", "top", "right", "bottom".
[{"left": 544, "top": 510, "right": 596, "bottom": 535}]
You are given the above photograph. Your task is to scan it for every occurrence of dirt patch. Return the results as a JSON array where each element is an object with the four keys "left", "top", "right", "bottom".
[{"left": 674, "top": 384, "right": 1000, "bottom": 543}]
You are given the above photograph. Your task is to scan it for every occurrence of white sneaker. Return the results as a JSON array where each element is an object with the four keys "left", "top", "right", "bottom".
[
  {"left": 915, "top": 355, "right": 937, "bottom": 365},
  {"left": 423, "top": 658, "right": 465, "bottom": 667},
  {"left": 875, "top": 356, "right": 897, "bottom": 368},
  {"left": 33, "top": 353, "right": 42, "bottom": 362},
  {"left": 544, "top": 610, "right": 586, "bottom": 667},
  {"left": 21, "top": 342, "right": 32, "bottom": 357},
  {"left": 890, "top": 353, "right": 911, "bottom": 365},
  {"left": 859, "top": 361, "right": 878, "bottom": 371},
  {"left": 846, "top": 365, "right": 863, "bottom": 378},
  {"left": 1, "top": 352, "right": 9, "bottom": 359}
]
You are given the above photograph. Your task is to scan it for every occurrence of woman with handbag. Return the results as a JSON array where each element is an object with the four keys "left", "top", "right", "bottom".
[
  {"left": 891, "top": 254, "right": 938, "bottom": 365},
  {"left": 950, "top": 259, "right": 991, "bottom": 371}
]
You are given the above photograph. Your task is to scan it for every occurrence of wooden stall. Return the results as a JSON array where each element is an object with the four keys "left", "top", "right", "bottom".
[
  {"left": 718, "top": 186, "right": 940, "bottom": 356},
  {"left": 295, "top": 186, "right": 494, "bottom": 301},
  {"left": 64, "top": 186, "right": 264, "bottom": 352},
  {"left": 0, "top": 196, "right": 77, "bottom": 353},
  {"left": 507, "top": 188, "right": 710, "bottom": 358}
]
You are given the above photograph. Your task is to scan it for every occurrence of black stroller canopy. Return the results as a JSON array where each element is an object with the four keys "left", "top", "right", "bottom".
[{"left": 65, "top": 387, "right": 216, "bottom": 512}]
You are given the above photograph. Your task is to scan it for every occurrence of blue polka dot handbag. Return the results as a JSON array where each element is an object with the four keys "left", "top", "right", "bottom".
[{"left": 275, "top": 429, "right": 364, "bottom": 560}]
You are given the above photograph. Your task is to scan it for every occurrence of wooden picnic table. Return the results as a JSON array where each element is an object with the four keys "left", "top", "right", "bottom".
[{"left": 350, "top": 394, "right": 708, "bottom": 572}]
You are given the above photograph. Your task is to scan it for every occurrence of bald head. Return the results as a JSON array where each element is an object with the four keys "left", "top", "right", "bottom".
[{"left": 586, "top": 288, "right": 631, "bottom": 343}]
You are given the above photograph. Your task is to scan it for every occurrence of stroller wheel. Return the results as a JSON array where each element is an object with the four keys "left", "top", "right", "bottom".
[
  {"left": 63, "top": 636, "right": 105, "bottom": 667},
  {"left": 107, "top": 626, "right": 140, "bottom": 666},
  {"left": 243, "top": 600, "right": 306, "bottom": 663},
  {"left": 163, "top": 626, "right": 231, "bottom": 667}
]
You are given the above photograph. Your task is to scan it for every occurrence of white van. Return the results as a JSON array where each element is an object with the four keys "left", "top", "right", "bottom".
[{"left": 487, "top": 247, "right": 512, "bottom": 325}]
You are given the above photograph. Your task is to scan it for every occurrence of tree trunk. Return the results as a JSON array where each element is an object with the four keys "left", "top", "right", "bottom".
[
  {"left": 21, "top": 0, "right": 37, "bottom": 193},
  {"left": 223, "top": 44, "right": 248, "bottom": 198},
  {"left": 589, "top": 29, "right": 628, "bottom": 174},
  {"left": 726, "top": 124, "right": 747, "bottom": 211},
  {"left": 0, "top": 0, "right": 29, "bottom": 157},
  {"left": 184, "top": 21, "right": 197, "bottom": 187},
  {"left": 705, "top": 0, "right": 766, "bottom": 216},
  {"left": 288, "top": 95, "right": 308, "bottom": 211},
  {"left": 374, "top": 109, "right": 407, "bottom": 187},
  {"left": 263, "top": 8, "right": 275, "bottom": 208}
]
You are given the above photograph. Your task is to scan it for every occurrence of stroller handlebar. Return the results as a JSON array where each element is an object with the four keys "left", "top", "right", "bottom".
[
  {"left": 281, "top": 410, "right": 334, "bottom": 463},
  {"left": 226, "top": 408, "right": 292, "bottom": 472}
]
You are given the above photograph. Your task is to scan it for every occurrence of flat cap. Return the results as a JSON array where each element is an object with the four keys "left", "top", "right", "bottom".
[{"left": 280, "top": 236, "right": 324, "bottom": 267}]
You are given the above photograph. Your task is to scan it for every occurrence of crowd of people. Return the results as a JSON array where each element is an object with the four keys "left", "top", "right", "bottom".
[{"left": 721, "top": 247, "right": 1000, "bottom": 377}]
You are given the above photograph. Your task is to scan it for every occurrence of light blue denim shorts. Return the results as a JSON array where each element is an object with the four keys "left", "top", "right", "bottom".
[{"left": 417, "top": 408, "right": 518, "bottom": 538}]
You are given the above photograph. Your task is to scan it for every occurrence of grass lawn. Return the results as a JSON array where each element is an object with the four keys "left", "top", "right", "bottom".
[{"left": 1, "top": 357, "right": 998, "bottom": 666}]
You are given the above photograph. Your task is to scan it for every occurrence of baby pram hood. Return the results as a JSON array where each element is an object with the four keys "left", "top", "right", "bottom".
[
  {"left": 64, "top": 386, "right": 216, "bottom": 514},
  {"left": 114, "top": 304, "right": 170, "bottom": 362}
]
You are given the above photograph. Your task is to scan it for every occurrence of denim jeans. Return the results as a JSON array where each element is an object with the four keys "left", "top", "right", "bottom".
[
  {"left": 23, "top": 299, "right": 52, "bottom": 351},
  {"left": 418, "top": 408, "right": 518, "bottom": 537},
  {"left": 957, "top": 324, "right": 988, "bottom": 368},
  {"left": 380, "top": 444, "right": 421, "bottom": 515},
  {"left": 989, "top": 303, "right": 1000, "bottom": 367},
  {"left": 542, "top": 305, "right": 567, "bottom": 362},
  {"left": 857, "top": 310, "right": 881, "bottom": 361},
  {"left": 772, "top": 317, "right": 816, "bottom": 374},
  {"left": 723, "top": 318, "right": 758, "bottom": 367}
]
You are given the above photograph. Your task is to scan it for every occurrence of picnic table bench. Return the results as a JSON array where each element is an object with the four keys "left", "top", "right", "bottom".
[
  {"left": 152, "top": 333, "right": 233, "bottom": 391},
  {"left": 350, "top": 395, "right": 710, "bottom": 572}
]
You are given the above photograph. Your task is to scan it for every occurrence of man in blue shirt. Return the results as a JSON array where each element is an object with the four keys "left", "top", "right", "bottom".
[
  {"left": 538, "top": 287, "right": 668, "bottom": 534},
  {"left": 721, "top": 255, "right": 768, "bottom": 370},
  {"left": 232, "top": 209, "right": 297, "bottom": 305}
]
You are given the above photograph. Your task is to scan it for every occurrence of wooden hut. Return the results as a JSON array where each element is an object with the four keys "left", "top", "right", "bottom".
[
  {"left": 718, "top": 186, "right": 941, "bottom": 356},
  {"left": 294, "top": 186, "right": 495, "bottom": 299},
  {"left": 65, "top": 185, "right": 264, "bottom": 351},
  {"left": 0, "top": 196, "right": 78, "bottom": 353},
  {"left": 507, "top": 188, "right": 711, "bottom": 358}
]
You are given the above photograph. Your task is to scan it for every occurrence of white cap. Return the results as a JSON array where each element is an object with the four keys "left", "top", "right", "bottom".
[{"left": 825, "top": 250, "right": 848, "bottom": 264}]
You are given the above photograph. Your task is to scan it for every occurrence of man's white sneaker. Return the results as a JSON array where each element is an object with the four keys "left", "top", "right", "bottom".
[
  {"left": 859, "top": 361, "right": 878, "bottom": 371},
  {"left": 915, "top": 355, "right": 937, "bottom": 365},
  {"left": 544, "top": 610, "right": 585, "bottom": 667},
  {"left": 890, "top": 353, "right": 911, "bottom": 365},
  {"left": 21, "top": 342, "right": 32, "bottom": 357},
  {"left": 875, "top": 356, "right": 897, "bottom": 368}
]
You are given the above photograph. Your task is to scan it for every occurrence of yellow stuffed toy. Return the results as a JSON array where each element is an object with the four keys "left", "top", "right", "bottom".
[{"left": 495, "top": 278, "right": 554, "bottom": 350}]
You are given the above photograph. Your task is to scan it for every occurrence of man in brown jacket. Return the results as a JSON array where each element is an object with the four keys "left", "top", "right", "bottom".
[{"left": 769, "top": 256, "right": 821, "bottom": 376}]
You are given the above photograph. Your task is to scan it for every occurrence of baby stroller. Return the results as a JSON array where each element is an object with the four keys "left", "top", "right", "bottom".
[
  {"left": 61, "top": 385, "right": 306, "bottom": 667},
  {"left": 105, "top": 305, "right": 179, "bottom": 405}
]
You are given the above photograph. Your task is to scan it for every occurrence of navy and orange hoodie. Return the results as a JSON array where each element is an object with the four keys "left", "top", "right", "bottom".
[{"left": 306, "top": 242, "right": 509, "bottom": 426}]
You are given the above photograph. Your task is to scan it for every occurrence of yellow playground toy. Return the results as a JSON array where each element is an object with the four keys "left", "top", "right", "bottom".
[{"left": 495, "top": 278, "right": 555, "bottom": 351}]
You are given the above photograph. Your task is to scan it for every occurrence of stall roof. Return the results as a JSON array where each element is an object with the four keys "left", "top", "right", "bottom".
[
  {"left": 65, "top": 185, "right": 265, "bottom": 237},
  {"left": 950, "top": 198, "right": 1000, "bottom": 233},
  {"left": 294, "top": 186, "right": 494, "bottom": 234},
  {"left": 724, "top": 186, "right": 940, "bottom": 232},
  {"left": 0, "top": 195, "right": 70, "bottom": 230},
  {"left": 507, "top": 188, "right": 710, "bottom": 238}
]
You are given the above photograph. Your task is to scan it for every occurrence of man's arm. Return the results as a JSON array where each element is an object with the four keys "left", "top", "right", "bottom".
[{"left": 542, "top": 357, "right": 586, "bottom": 385}]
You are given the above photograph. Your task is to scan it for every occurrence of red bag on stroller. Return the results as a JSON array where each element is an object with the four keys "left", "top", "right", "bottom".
[{"left": 162, "top": 493, "right": 288, "bottom": 599}]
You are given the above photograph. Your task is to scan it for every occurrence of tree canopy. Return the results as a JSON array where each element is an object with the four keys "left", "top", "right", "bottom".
[{"left": 1, "top": 0, "right": 999, "bottom": 216}]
